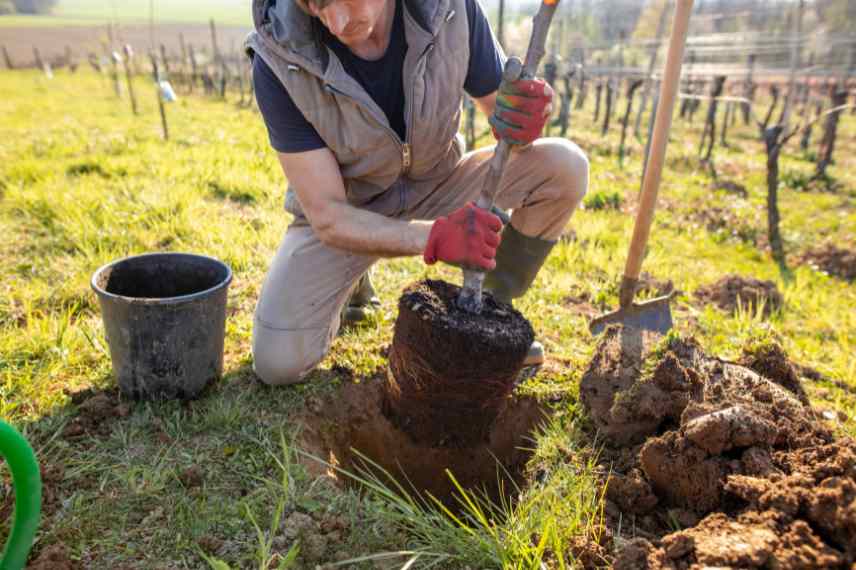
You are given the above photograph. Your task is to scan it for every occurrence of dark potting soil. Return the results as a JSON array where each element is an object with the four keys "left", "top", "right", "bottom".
[
  {"left": 397, "top": 279, "right": 534, "bottom": 348},
  {"left": 385, "top": 280, "right": 534, "bottom": 448}
]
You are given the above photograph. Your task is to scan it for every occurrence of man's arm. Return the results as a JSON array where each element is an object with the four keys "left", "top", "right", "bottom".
[
  {"left": 278, "top": 148, "right": 432, "bottom": 257},
  {"left": 473, "top": 91, "right": 497, "bottom": 118}
]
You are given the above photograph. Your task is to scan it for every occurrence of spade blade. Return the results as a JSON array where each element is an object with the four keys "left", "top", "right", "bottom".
[{"left": 589, "top": 294, "right": 674, "bottom": 336}]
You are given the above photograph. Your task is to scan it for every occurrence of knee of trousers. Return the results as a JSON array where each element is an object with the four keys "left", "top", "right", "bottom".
[
  {"left": 536, "top": 138, "right": 590, "bottom": 207},
  {"left": 252, "top": 321, "right": 328, "bottom": 386}
]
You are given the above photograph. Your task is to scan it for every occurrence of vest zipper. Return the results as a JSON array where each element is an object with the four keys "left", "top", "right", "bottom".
[
  {"left": 325, "top": 9, "right": 448, "bottom": 178},
  {"left": 325, "top": 82, "right": 407, "bottom": 172},
  {"left": 401, "top": 143, "right": 412, "bottom": 171}
]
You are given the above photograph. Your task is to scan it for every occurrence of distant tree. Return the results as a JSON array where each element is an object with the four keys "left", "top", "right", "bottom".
[
  {"left": 12, "top": 0, "right": 57, "bottom": 15},
  {"left": 633, "top": 0, "right": 671, "bottom": 41},
  {"left": 0, "top": 0, "right": 16, "bottom": 15},
  {"left": 816, "top": 0, "right": 856, "bottom": 33}
]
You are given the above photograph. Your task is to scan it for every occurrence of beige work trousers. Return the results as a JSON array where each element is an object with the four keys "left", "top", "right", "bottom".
[{"left": 253, "top": 138, "right": 589, "bottom": 385}]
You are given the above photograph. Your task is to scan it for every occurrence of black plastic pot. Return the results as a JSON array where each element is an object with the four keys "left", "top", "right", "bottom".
[{"left": 91, "top": 253, "right": 233, "bottom": 400}]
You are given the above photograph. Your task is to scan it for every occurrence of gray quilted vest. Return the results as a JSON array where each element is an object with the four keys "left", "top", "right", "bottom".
[{"left": 246, "top": 0, "right": 472, "bottom": 218}]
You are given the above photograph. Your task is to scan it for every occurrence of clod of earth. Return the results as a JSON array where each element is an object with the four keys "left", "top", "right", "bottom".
[
  {"left": 62, "top": 388, "right": 129, "bottom": 438},
  {"left": 694, "top": 274, "right": 783, "bottom": 316},
  {"left": 581, "top": 326, "right": 853, "bottom": 569},
  {"left": 28, "top": 543, "right": 77, "bottom": 570},
  {"left": 298, "top": 373, "right": 548, "bottom": 505},
  {"left": 798, "top": 244, "right": 856, "bottom": 282},
  {"left": 385, "top": 279, "right": 534, "bottom": 448}
]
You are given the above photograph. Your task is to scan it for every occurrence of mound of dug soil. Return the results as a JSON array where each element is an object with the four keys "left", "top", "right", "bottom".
[
  {"left": 580, "top": 326, "right": 853, "bottom": 569},
  {"left": 798, "top": 244, "right": 856, "bottom": 282},
  {"left": 695, "top": 275, "right": 783, "bottom": 316},
  {"left": 298, "top": 374, "right": 549, "bottom": 505}
]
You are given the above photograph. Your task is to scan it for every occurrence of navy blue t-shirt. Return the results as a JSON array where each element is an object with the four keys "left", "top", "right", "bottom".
[{"left": 254, "top": 0, "right": 504, "bottom": 153}]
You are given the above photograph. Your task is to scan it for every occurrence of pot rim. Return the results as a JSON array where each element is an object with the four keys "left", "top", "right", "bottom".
[{"left": 91, "top": 252, "right": 233, "bottom": 306}]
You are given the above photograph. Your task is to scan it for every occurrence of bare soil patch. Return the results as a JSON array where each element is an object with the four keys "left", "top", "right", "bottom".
[
  {"left": 1, "top": 23, "right": 250, "bottom": 65},
  {"left": 61, "top": 388, "right": 130, "bottom": 438},
  {"left": 694, "top": 274, "right": 783, "bottom": 316},
  {"left": 298, "top": 374, "right": 549, "bottom": 505},
  {"left": 580, "top": 326, "right": 853, "bottom": 569},
  {"left": 798, "top": 244, "right": 856, "bottom": 282},
  {"left": 28, "top": 543, "right": 78, "bottom": 570},
  {"left": 687, "top": 206, "right": 760, "bottom": 244}
]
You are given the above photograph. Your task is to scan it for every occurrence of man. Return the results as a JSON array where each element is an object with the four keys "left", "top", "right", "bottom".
[{"left": 246, "top": 0, "right": 589, "bottom": 386}]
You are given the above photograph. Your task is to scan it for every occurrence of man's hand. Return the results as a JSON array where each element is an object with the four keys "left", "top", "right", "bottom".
[
  {"left": 489, "top": 77, "right": 553, "bottom": 145},
  {"left": 424, "top": 203, "right": 503, "bottom": 270}
]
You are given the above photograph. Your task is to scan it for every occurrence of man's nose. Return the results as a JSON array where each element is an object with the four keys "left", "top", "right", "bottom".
[{"left": 326, "top": 4, "right": 350, "bottom": 35}]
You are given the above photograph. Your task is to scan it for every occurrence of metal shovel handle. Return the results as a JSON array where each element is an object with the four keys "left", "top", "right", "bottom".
[{"left": 457, "top": 0, "right": 561, "bottom": 314}]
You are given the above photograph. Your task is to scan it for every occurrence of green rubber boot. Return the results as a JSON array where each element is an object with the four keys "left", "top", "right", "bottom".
[
  {"left": 341, "top": 272, "right": 381, "bottom": 328},
  {"left": 484, "top": 225, "right": 557, "bottom": 367}
]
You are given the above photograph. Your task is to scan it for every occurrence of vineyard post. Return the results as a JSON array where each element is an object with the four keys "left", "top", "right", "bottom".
[
  {"left": 741, "top": 53, "right": 755, "bottom": 125},
  {"left": 124, "top": 45, "right": 139, "bottom": 116},
  {"left": 159, "top": 44, "right": 171, "bottom": 77},
  {"left": 150, "top": 53, "right": 169, "bottom": 141},
  {"left": 635, "top": 1, "right": 669, "bottom": 138},
  {"left": 2, "top": 45, "right": 14, "bottom": 70}
]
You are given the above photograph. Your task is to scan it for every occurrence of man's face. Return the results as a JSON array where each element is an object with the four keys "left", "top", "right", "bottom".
[{"left": 308, "top": 0, "right": 389, "bottom": 47}]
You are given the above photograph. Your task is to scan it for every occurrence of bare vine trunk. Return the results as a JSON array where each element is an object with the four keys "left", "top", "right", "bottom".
[
  {"left": 619, "top": 80, "right": 644, "bottom": 165},
  {"left": 602, "top": 80, "right": 614, "bottom": 135},
  {"left": 816, "top": 85, "right": 847, "bottom": 178},
  {"left": 699, "top": 76, "right": 726, "bottom": 161},
  {"left": 763, "top": 126, "right": 786, "bottom": 268}
]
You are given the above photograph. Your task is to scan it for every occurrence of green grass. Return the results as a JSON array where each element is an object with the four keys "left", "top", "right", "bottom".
[
  {"left": 0, "top": 0, "right": 251, "bottom": 27},
  {"left": 0, "top": 67, "right": 854, "bottom": 568}
]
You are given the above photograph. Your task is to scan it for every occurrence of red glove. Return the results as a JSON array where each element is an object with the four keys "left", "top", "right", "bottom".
[
  {"left": 490, "top": 77, "right": 554, "bottom": 145},
  {"left": 424, "top": 203, "right": 503, "bottom": 270}
]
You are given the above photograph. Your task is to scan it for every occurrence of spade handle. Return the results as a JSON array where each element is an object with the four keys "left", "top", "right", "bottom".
[
  {"left": 458, "top": 0, "right": 561, "bottom": 314},
  {"left": 620, "top": 0, "right": 694, "bottom": 307}
]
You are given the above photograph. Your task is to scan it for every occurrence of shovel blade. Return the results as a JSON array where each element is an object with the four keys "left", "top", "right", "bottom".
[{"left": 589, "top": 294, "right": 674, "bottom": 336}]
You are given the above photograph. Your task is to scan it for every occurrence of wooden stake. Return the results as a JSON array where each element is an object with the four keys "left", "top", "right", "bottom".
[
  {"left": 32, "top": 46, "right": 44, "bottom": 70},
  {"left": 575, "top": 44, "right": 586, "bottom": 109},
  {"left": 150, "top": 53, "right": 169, "bottom": 141},
  {"left": 110, "top": 50, "right": 123, "bottom": 98},
  {"left": 634, "top": 1, "right": 669, "bottom": 138},
  {"left": 188, "top": 44, "right": 199, "bottom": 93},
  {"left": 2, "top": 45, "right": 14, "bottom": 70},
  {"left": 741, "top": 53, "right": 756, "bottom": 125},
  {"left": 497, "top": 0, "right": 506, "bottom": 50},
  {"left": 159, "top": 44, "right": 170, "bottom": 75},
  {"left": 124, "top": 45, "right": 139, "bottom": 115}
]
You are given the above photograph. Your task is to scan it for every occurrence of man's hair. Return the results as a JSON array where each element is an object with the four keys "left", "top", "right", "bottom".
[{"left": 293, "top": 0, "right": 333, "bottom": 15}]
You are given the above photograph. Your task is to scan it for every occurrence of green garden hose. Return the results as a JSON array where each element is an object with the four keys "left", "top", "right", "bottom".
[{"left": 0, "top": 420, "right": 42, "bottom": 570}]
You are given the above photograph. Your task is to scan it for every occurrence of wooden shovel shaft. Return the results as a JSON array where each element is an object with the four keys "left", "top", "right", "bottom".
[
  {"left": 459, "top": 0, "right": 560, "bottom": 313},
  {"left": 621, "top": 0, "right": 694, "bottom": 306}
]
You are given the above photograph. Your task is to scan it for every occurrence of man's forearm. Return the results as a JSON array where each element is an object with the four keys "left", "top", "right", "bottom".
[{"left": 313, "top": 199, "right": 432, "bottom": 258}]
